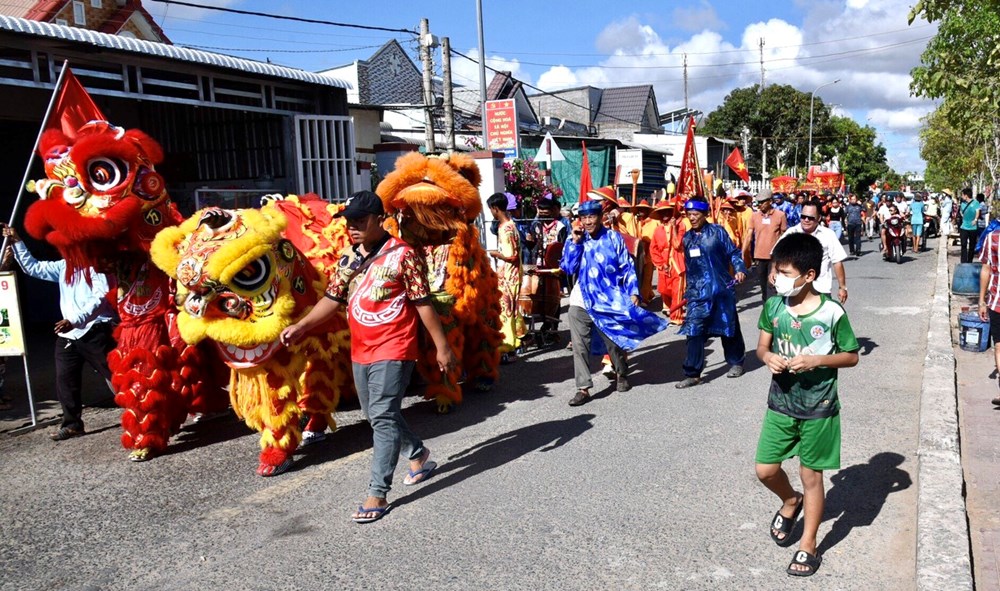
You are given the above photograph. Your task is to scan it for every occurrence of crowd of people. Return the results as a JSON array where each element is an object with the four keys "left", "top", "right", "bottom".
[{"left": 8, "top": 180, "right": 885, "bottom": 576}]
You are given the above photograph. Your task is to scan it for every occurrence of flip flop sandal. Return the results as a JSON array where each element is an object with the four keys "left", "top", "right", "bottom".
[
  {"left": 770, "top": 497, "right": 804, "bottom": 546},
  {"left": 403, "top": 460, "right": 437, "bottom": 486},
  {"left": 352, "top": 504, "right": 389, "bottom": 524},
  {"left": 786, "top": 549, "right": 822, "bottom": 577}
]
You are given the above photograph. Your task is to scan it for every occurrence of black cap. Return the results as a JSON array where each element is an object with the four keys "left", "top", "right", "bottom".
[{"left": 335, "top": 190, "right": 384, "bottom": 219}]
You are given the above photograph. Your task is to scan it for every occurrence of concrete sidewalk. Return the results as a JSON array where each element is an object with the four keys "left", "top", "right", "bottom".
[{"left": 952, "top": 246, "right": 1000, "bottom": 590}]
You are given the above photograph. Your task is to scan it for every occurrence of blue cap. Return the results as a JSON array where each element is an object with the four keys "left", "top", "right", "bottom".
[{"left": 579, "top": 200, "right": 603, "bottom": 215}]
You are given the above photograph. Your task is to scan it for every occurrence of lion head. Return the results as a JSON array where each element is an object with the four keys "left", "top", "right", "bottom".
[
  {"left": 150, "top": 203, "right": 323, "bottom": 369},
  {"left": 376, "top": 152, "right": 482, "bottom": 246},
  {"left": 24, "top": 120, "right": 182, "bottom": 277}
]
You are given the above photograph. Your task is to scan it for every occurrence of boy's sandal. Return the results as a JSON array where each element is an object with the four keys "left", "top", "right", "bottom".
[
  {"left": 786, "top": 549, "right": 821, "bottom": 577},
  {"left": 770, "top": 496, "right": 804, "bottom": 546}
]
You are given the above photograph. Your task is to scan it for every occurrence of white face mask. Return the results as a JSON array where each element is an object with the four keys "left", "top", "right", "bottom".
[{"left": 774, "top": 273, "right": 804, "bottom": 297}]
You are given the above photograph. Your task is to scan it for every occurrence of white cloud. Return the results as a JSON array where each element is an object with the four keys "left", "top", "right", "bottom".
[
  {"left": 866, "top": 106, "right": 934, "bottom": 131},
  {"left": 524, "top": 1, "right": 936, "bottom": 172},
  {"left": 147, "top": 0, "right": 242, "bottom": 23}
]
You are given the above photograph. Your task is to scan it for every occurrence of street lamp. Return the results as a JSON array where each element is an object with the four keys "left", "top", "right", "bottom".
[{"left": 807, "top": 78, "right": 840, "bottom": 171}]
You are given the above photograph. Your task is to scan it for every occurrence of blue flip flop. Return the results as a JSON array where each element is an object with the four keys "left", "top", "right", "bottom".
[
  {"left": 403, "top": 460, "right": 437, "bottom": 486},
  {"left": 352, "top": 504, "right": 389, "bottom": 524}
]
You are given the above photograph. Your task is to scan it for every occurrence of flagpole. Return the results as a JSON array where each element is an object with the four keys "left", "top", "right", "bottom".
[{"left": 5, "top": 60, "right": 70, "bottom": 242}]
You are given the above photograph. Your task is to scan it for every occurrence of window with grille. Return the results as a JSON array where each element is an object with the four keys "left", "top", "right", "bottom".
[
  {"left": 293, "top": 115, "right": 357, "bottom": 201},
  {"left": 72, "top": 2, "right": 86, "bottom": 25}
]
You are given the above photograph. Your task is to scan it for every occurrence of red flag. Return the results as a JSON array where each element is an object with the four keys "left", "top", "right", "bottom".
[
  {"left": 47, "top": 67, "right": 105, "bottom": 140},
  {"left": 676, "top": 117, "right": 706, "bottom": 201},
  {"left": 578, "top": 141, "right": 593, "bottom": 203},
  {"left": 724, "top": 147, "right": 750, "bottom": 183}
]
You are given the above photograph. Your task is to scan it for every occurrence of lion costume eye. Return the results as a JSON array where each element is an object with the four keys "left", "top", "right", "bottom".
[
  {"left": 87, "top": 157, "right": 129, "bottom": 192},
  {"left": 232, "top": 256, "right": 271, "bottom": 292}
]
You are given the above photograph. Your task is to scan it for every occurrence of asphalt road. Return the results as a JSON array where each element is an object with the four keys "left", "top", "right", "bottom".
[{"left": 0, "top": 236, "right": 932, "bottom": 591}]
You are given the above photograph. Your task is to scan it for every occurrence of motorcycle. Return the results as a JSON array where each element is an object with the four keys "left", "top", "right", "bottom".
[
  {"left": 885, "top": 216, "right": 906, "bottom": 264},
  {"left": 924, "top": 214, "right": 939, "bottom": 239}
]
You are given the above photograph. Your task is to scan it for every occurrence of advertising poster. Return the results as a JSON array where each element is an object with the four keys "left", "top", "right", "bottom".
[{"left": 0, "top": 272, "right": 26, "bottom": 357}]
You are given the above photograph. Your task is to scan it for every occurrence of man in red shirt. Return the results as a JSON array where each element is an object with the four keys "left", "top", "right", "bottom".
[
  {"left": 281, "top": 191, "right": 456, "bottom": 523},
  {"left": 743, "top": 188, "right": 788, "bottom": 303},
  {"left": 978, "top": 227, "right": 1000, "bottom": 404}
]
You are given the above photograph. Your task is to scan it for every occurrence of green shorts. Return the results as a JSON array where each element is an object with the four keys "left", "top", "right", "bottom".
[{"left": 755, "top": 409, "right": 841, "bottom": 470}]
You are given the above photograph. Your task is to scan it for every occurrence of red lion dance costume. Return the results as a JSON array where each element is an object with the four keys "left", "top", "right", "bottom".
[
  {"left": 24, "top": 120, "right": 227, "bottom": 462},
  {"left": 376, "top": 152, "right": 502, "bottom": 412}
]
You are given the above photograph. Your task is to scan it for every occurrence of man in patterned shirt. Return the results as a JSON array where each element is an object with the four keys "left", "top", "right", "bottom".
[
  {"left": 978, "top": 226, "right": 1000, "bottom": 404},
  {"left": 281, "top": 190, "right": 456, "bottom": 524},
  {"left": 754, "top": 232, "right": 859, "bottom": 577}
]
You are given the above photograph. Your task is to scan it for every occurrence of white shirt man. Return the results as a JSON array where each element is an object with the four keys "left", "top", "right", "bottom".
[{"left": 772, "top": 202, "right": 849, "bottom": 302}]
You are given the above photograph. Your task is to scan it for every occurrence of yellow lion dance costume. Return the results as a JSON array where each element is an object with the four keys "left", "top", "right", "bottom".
[
  {"left": 376, "top": 152, "right": 502, "bottom": 412},
  {"left": 150, "top": 195, "right": 352, "bottom": 476}
]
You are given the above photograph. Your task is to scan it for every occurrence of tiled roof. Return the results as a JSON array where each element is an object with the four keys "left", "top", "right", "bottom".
[
  {"left": 595, "top": 85, "right": 654, "bottom": 126},
  {"left": 0, "top": 15, "right": 350, "bottom": 88}
]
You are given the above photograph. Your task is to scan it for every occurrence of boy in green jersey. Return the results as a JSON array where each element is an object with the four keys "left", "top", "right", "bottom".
[{"left": 755, "top": 232, "right": 860, "bottom": 577}]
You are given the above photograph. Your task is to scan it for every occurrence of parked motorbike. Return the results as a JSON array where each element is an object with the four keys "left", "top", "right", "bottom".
[
  {"left": 924, "top": 214, "right": 939, "bottom": 238},
  {"left": 885, "top": 217, "right": 906, "bottom": 264}
]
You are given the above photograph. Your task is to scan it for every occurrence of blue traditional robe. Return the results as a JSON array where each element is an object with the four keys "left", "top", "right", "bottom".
[
  {"left": 560, "top": 227, "right": 668, "bottom": 352},
  {"left": 679, "top": 223, "right": 747, "bottom": 338}
]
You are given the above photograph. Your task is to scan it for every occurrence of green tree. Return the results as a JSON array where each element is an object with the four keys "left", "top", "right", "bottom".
[
  {"left": 919, "top": 103, "right": 982, "bottom": 190},
  {"left": 700, "top": 84, "right": 824, "bottom": 176},
  {"left": 911, "top": 0, "right": 1000, "bottom": 185},
  {"left": 815, "top": 116, "right": 890, "bottom": 194},
  {"left": 702, "top": 85, "right": 892, "bottom": 191}
]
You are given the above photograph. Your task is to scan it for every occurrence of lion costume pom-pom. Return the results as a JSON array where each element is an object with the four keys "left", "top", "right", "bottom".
[{"left": 376, "top": 152, "right": 501, "bottom": 413}]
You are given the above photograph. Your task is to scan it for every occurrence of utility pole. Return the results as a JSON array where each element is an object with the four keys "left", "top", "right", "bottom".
[
  {"left": 419, "top": 18, "right": 437, "bottom": 153},
  {"left": 476, "top": 0, "right": 488, "bottom": 149},
  {"left": 758, "top": 38, "right": 765, "bottom": 88},
  {"left": 441, "top": 36, "right": 456, "bottom": 151},
  {"left": 683, "top": 53, "right": 689, "bottom": 111},
  {"left": 762, "top": 139, "right": 768, "bottom": 182}
]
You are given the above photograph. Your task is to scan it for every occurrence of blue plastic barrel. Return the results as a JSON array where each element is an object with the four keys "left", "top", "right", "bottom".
[
  {"left": 959, "top": 311, "right": 991, "bottom": 352},
  {"left": 953, "top": 262, "right": 983, "bottom": 295}
]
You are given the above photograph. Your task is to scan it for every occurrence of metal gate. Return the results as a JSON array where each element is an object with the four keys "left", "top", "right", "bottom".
[{"left": 292, "top": 115, "right": 357, "bottom": 201}]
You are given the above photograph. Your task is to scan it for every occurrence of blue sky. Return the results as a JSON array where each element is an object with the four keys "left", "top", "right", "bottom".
[{"left": 147, "top": 0, "right": 935, "bottom": 175}]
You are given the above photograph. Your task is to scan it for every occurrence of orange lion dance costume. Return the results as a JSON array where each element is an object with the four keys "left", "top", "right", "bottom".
[
  {"left": 24, "top": 120, "right": 228, "bottom": 462},
  {"left": 376, "top": 152, "right": 502, "bottom": 412},
  {"left": 150, "top": 195, "right": 353, "bottom": 476}
]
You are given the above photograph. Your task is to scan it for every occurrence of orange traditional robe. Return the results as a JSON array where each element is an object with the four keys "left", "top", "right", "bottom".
[{"left": 650, "top": 217, "right": 689, "bottom": 324}]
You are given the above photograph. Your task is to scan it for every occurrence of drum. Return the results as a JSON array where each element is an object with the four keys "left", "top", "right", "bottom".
[{"left": 518, "top": 265, "right": 560, "bottom": 319}]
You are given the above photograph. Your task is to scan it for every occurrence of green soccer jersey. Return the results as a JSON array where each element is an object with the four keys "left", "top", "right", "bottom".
[{"left": 758, "top": 294, "right": 860, "bottom": 419}]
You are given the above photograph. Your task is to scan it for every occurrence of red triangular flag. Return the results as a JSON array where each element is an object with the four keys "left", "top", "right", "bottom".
[
  {"left": 724, "top": 147, "right": 750, "bottom": 183},
  {"left": 676, "top": 117, "right": 705, "bottom": 201},
  {"left": 47, "top": 67, "right": 105, "bottom": 140},
  {"left": 578, "top": 141, "right": 593, "bottom": 203}
]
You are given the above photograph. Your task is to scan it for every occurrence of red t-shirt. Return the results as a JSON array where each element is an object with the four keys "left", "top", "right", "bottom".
[{"left": 326, "top": 236, "right": 430, "bottom": 364}]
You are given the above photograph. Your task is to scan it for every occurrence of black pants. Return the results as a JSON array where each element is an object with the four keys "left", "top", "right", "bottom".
[
  {"left": 54, "top": 323, "right": 115, "bottom": 430},
  {"left": 960, "top": 228, "right": 981, "bottom": 263},
  {"left": 847, "top": 223, "right": 863, "bottom": 255},
  {"left": 754, "top": 259, "right": 772, "bottom": 302},
  {"left": 683, "top": 321, "right": 746, "bottom": 377}
]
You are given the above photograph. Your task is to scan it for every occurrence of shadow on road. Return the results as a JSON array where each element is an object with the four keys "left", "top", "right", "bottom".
[
  {"left": 817, "top": 451, "right": 912, "bottom": 554},
  {"left": 292, "top": 350, "right": 560, "bottom": 473},
  {"left": 391, "top": 413, "right": 596, "bottom": 510},
  {"left": 856, "top": 337, "right": 878, "bottom": 356}
]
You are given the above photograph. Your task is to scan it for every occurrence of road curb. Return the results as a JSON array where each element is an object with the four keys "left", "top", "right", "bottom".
[{"left": 916, "top": 236, "right": 972, "bottom": 590}]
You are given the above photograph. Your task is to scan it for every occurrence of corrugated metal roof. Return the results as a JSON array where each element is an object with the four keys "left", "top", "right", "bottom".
[{"left": 0, "top": 15, "right": 350, "bottom": 89}]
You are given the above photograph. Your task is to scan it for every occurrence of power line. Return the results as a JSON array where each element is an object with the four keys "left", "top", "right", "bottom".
[
  {"left": 181, "top": 43, "right": 383, "bottom": 54},
  {"left": 450, "top": 48, "right": 656, "bottom": 130},
  {"left": 152, "top": 0, "right": 418, "bottom": 35},
  {"left": 484, "top": 23, "right": 936, "bottom": 58},
  {"left": 503, "top": 35, "right": 933, "bottom": 70}
]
